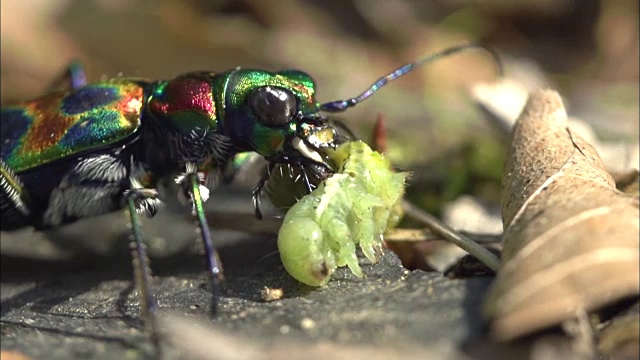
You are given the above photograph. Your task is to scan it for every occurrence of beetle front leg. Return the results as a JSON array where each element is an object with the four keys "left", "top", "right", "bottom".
[
  {"left": 251, "top": 162, "right": 276, "bottom": 220},
  {"left": 176, "top": 163, "right": 222, "bottom": 317}
]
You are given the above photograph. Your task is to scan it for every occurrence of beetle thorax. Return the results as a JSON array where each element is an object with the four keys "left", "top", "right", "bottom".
[{"left": 147, "top": 74, "right": 232, "bottom": 168}]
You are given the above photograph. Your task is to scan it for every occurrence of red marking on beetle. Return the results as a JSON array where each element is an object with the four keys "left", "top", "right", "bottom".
[
  {"left": 291, "top": 82, "right": 315, "bottom": 107},
  {"left": 21, "top": 92, "right": 76, "bottom": 153},
  {"left": 271, "top": 136, "right": 284, "bottom": 150},
  {"left": 149, "top": 100, "right": 168, "bottom": 114},
  {"left": 150, "top": 78, "right": 216, "bottom": 118},
  {"left": 116, "top": 87, "right": 145, "bottom": 127}
]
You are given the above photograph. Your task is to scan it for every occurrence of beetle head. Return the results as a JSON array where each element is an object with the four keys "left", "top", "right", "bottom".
[{"left": 219, "top": 69, "right": 338, "bottom": 171}]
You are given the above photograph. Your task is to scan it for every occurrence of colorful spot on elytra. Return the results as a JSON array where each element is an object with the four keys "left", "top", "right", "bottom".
[
  {"left": 120, "top": 96, "right": 143, "bottom": 115},
  {"left": 59, "top": 111, "right": 122, "bottom": 148},
  {"left": 61, "top": 86, "right": 119, "bottom": 115},
  {"left": 22, "top": 100, "right": 76, "bottom": 154},
  {"left": 1, "top": 108, "right": 32, "bottom": 159},
  {"left": 6, "top": 82, "right": 144, "bottom": 171}
]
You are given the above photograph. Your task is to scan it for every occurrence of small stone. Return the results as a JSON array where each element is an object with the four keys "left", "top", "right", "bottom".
[
  {"left": 279, "top": 325, "right": 291, "bottom": 334},
  {"left": 300, "top": 317, "right": 316, "bottom": 330}
]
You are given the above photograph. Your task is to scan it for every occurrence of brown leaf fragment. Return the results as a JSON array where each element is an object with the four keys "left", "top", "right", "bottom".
[
  {"left": 484, "top": 89, "right": 640, "bottom": 341},
  {"left": 597, "top": 304, "right": 640, "bottom": 358},
  {"left": 0, "top": 351, "right": 34, "bottom": 360},
  {"left": 613, "top": 170, "right": 640, "bottom": 198}
]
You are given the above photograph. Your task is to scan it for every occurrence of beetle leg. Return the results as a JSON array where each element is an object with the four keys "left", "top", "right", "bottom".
[
  {"left": 0, "top": 159, "right": 32, "bottom": 230},
  {"left": 123, "top": 185, "right": 161, "bottom": 352},
  {"left": 176, "top": 163, "right": 222, "bottom": 317},
  {"left": 46, "top": 61, "right": 87, "bottom": 92},
  {"left": 127, "top": 179, "right": 162, "bottom": 218},
  {"left": 251, "top": 162, "right": 276, "bottom": 220},
  {"left": 298, "top": 163, "right": 315, "bottom": 193}
]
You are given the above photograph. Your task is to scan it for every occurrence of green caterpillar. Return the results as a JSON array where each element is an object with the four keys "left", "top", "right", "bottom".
[{"left": 277, "top": 141, "right": 407, "bottom": 286}]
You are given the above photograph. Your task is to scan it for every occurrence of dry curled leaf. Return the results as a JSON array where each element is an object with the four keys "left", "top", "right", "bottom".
[
  {"left": 597, "top": 305, "right": 640, "bottom": 357},
  {"left": 484, "top": 89, "right": 640, "bottom": 340}
]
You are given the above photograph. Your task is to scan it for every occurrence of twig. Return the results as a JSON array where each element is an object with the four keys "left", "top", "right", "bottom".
[
  {"left": 401, "top": 200, "right": 501, "bottom": 272},
  {"left": 385, "top": 228, "right": 501, "bottom": 245}
]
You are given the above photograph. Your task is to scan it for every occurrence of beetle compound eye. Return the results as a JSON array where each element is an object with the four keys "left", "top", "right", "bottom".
[{"left": 249, "top": 86, "right": 297, "bottom": 127}]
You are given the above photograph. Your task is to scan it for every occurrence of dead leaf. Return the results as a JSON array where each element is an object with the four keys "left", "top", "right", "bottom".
[
  {"left": 597, "top": 304, "right": 640, "bottom": 357},
  {"left": 484, "top": 89, "right": 640, "bottom": 340},
  {"left": 614, "top": 170, "right": 640, "bottom": 198}
]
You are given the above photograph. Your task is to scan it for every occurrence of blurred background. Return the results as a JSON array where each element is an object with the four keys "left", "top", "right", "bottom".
[{"left": 1, "top": 0, "right": 638, "bottom": 218}]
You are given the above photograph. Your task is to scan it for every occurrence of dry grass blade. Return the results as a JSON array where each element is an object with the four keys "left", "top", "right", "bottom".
[
  {"left": 402, "top": 200, "right": 501, "bottom": 272},
  {"left": 484, "top": 89, "right": 640, "bottom": 341}
]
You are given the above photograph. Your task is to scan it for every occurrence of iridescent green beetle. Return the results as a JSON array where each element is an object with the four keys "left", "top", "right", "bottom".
[
  {"left": 0, "top": 44, "right": 501, "bottom": 336},
  {"left": 0, "top": 67, "right": 338, "bottom": 317}
]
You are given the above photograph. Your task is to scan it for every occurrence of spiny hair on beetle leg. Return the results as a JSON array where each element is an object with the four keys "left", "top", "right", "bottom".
[
  {"left": 0, "top": 161, "right": 30, "bottom": 216},
  {"left": 171, "top": 126, "right": 233, "bottom": 166},
  {"left": 128, "top": 178, "right": 162, "bottom": 217},
  {"left": 197, "top": 185, "right": 210, "bottom": 203},
  {"left": 175, "top": 163, "right": 211, "bottom": 207},
  {"left": 136, "top": 198, "right": 161, "bottom": 218}
]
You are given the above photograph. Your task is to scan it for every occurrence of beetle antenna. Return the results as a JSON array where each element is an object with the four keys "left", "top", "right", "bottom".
[{"left": 319, "top": 42, "right": 502, "bottom": 113}]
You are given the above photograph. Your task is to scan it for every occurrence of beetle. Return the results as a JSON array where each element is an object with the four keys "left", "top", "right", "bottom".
[{"left": 0, "top": 43, "right": 501, "bottom": 343}]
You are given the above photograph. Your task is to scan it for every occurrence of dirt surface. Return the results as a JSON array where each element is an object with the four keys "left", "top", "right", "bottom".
[{"left": 1, "top": 189, "right": 571, "bottom": 360}]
